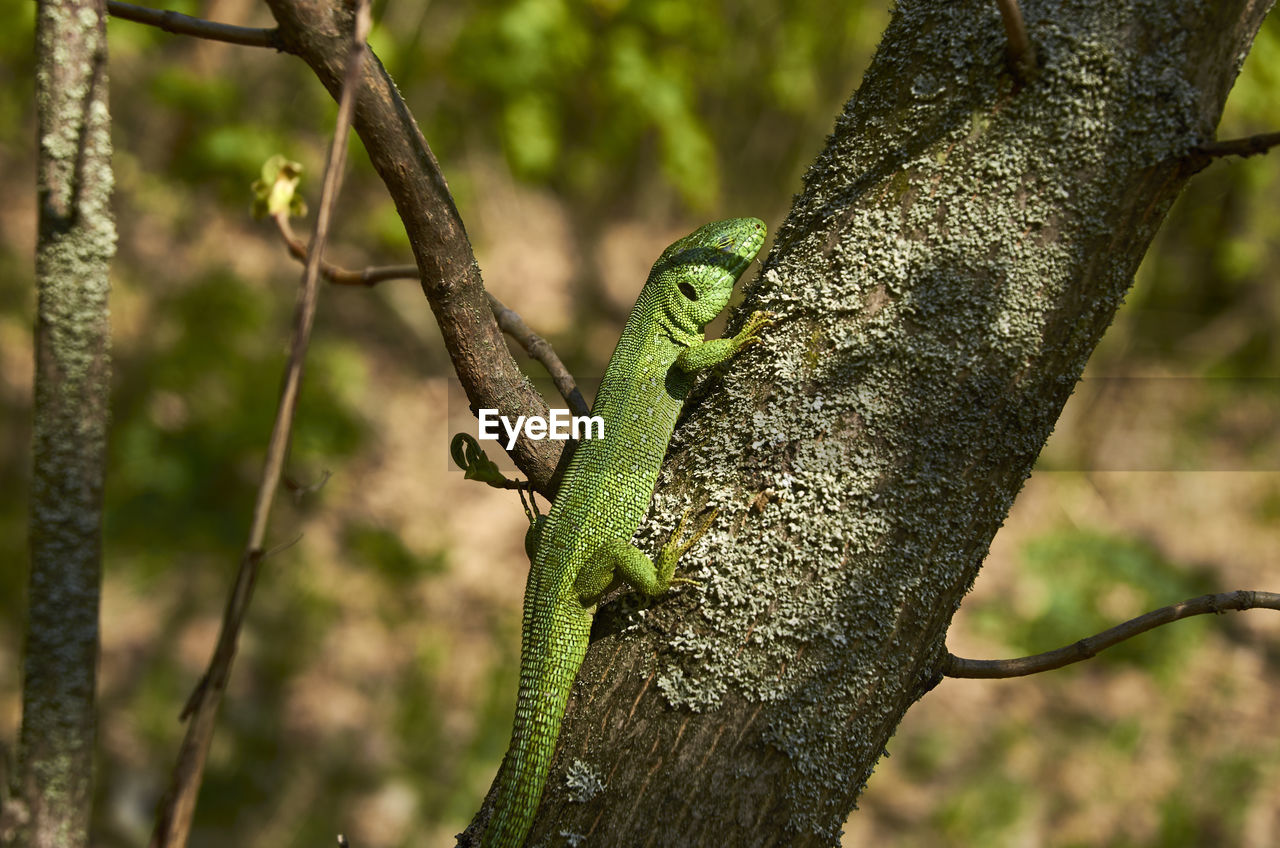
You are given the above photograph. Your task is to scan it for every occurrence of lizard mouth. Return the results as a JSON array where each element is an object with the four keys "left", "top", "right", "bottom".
[
  {"left": 708, "top": 217, "right": 766, "bottom": 281},
  {"left": 727, "top": 220, "right": 767, "bottom": 279}
]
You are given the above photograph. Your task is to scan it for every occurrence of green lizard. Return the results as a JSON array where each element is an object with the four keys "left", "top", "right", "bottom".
[{"left": 477, "top": 217, "right": 770, "bottom": 848}]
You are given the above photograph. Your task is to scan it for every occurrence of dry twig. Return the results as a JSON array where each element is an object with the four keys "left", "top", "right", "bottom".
[
  {"left": 273, "top": 212, "right": 418, "bottom": 286},
  {"left": 487, "top": 294, "right": 590, "bottom": 418},
  {"left": 1193, "top": 131, "right": 1280, "bottom": 158},
  {"left": 107, "top": 0, "right": 280, "bottom": 48},
  {"left": 944, "top": 590, "right": 1280, "bottom": 679},
  {"left": 1184, "top": 131, "right": 1280, "bottom": 175},
  {"left": 148, "top": 3, "right": 372, "bottom": 846},
  {"left": 271, "top": 214, "right": 589, "bottom": 417}
]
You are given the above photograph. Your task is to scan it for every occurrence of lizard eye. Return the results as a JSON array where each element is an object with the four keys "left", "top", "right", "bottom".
[{"left": 678, "top": 282, "right": 698, "bottom": 301}]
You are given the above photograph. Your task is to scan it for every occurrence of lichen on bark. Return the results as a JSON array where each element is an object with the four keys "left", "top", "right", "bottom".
[{"left": 16, "top": 1, "right": 115, "bottom": 846}]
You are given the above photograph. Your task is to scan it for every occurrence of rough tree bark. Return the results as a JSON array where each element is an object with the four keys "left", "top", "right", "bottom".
[
  {"left": 12, "top": 0, "right": 115, "bottom": 846},
  {"left": 505, "top": 1, "right": 1273, "bottom": 846}
]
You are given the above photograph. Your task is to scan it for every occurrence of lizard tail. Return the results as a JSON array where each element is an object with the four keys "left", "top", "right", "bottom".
[{"left": 484, "top": 614, "right": 591, "bottom": 848}]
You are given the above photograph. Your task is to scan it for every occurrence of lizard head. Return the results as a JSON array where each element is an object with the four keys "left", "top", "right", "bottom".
[{"left": 650, "top": 217, "right": 767, "bottom": 329}]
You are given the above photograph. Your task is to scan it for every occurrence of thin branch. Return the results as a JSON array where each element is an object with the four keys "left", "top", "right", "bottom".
[
  {"left": 487, "top": 294, "right": 591, "bottom": 418},
  {"left": 1192, "top": 131, "right": 1280, "bottom": 160},
  {"left": 1181, "top": 131, "right": 1280, "bottom": 177},
  {"left": 284, "top": 468, "right": 333, "bottom": 503},
  {"left": 994, "top": 0, "right": 1037, "bottom": 82},
  {"left": 944, "top": 589, "right": 1280, "bottom": 679},
  {"left": 273, "top": 212, "right": 418, "bottom": 285},
  {"left": 148, "top": 3, "right": 372, "bottom": 847},
  {"left": 106, "top": 0, "right": 281, "bottom": 48},
  {"left": 271, "top": 214, "right": 590, "bottom": 417},
  {"left": 265, "top": 0, "right": 560, "bottom": 493}
]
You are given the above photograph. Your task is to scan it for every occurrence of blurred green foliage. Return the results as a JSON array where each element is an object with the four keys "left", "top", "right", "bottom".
[
  {"left": 345, "top": 522, "right": 447, "bottom": 585},
  {"left": 390, "top": 0, "right": 886, "bottom": 213},
  {"left": 1, "top": 1, "right": 1279, "bottom": 846},
  {"left": 879, "top": 521, "right": 1273, "bottom": 847},
  {"left": 107, "top": 270, "right": 366, "bottom": 573}
]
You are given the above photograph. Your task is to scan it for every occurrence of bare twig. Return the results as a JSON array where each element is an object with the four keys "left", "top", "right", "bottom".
[
  {"left": 994, "top": 0, "right": 1037, "bottom": 82},
  {"left": 107, "top": 0, "right": 281, "bottom": 48},
  {"left": 1181, "top": 132, "right": 1280, "bottom": 177},
  {"left": 272, "top": 212, "right": 419, "bottom": 285},
  {"left": 487, "top": 294, "right": 591, "bottom": 418},
  {"left": 261, "top": 533, "right": 305, "bottom": 560},
  {"left": 1182, "top": 131, "right": 1280, "bottom": 171},
  {"left": 1196, "top": 131, "right": 1280, "bottom": 158},
  {"left": 265, "top": 0, "right": 559, "bottom": 492},
  {"left": 284, "top": 468, "right": 333, "bottom": 503},
  {"left": 271, "top": 214, "right": 590, "bottom": 416},
  {"left": 944, "top": 590, "right": 1280, "bottom": 679},
  {"left": 483, "top": 476, "right": 534, "bottom": 491},
  {"left": 148, "top": 3, "right": 372, "bottom": 847}
]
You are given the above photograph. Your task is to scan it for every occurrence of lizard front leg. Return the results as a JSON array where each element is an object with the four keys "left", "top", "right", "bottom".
[{"left": 675, "top": 310, "right": 773, "bottom": 373}]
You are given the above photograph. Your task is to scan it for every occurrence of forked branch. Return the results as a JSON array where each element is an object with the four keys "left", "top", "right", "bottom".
[
  {"left": 113, "top": 0, "right": 564, "bottom": 489},
  {"left": 270, "top": 213, "right": 589, "bottom": 417},
  {"left": 944, "top": 589, "right": 1280, "bottom": 679},
  {"left": 264, "top": 0, "right": 561, "bottom": 490}
]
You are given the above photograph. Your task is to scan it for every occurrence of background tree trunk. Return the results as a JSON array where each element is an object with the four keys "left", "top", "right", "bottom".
[
  {"left": 512, "top": 1, "right": 1274, "bottom": 845},
  {"left": 12, "top": 0, "right": 114, "bottom": 845}
]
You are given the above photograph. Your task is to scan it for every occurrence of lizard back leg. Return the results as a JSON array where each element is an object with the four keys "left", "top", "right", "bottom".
[{"left": 574, "top": 509, "right": 719, "bottom": 605}]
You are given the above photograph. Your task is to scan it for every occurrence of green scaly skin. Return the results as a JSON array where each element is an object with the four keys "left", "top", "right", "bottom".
[{"left": 480, "top": 218, "right": 771, "bottom": 847}]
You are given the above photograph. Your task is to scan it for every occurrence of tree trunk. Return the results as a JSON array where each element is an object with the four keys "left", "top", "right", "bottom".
[
  {"left": 513, "top": 1, "right": 1272, "bottom": 845},
  {"left": 12, "top": 0, "right": 115, "bottom": 845}
]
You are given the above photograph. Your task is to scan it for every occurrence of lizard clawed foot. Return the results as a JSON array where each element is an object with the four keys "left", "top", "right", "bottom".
[
  {"left": 733, "top": 310, "right": 775, "bottom": 351},
  {"left": 657, "top": 506, "right": 720, "bottom": 590},
  {"left": 670, "top": 506, "right": 720, "bottom": 558}
]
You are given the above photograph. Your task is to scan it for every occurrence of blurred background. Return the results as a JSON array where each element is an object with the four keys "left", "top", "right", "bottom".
[{"left": 1, "top": 1, "right": 1277, "bottom": 845}]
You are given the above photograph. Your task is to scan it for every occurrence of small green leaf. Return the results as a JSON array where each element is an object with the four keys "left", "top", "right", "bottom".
[
  {"left": 250, "top": 154, "right": 306, "bottom": 219},
  {"left": 449, "top": 433, "right": 508, "bottom": 486}
]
